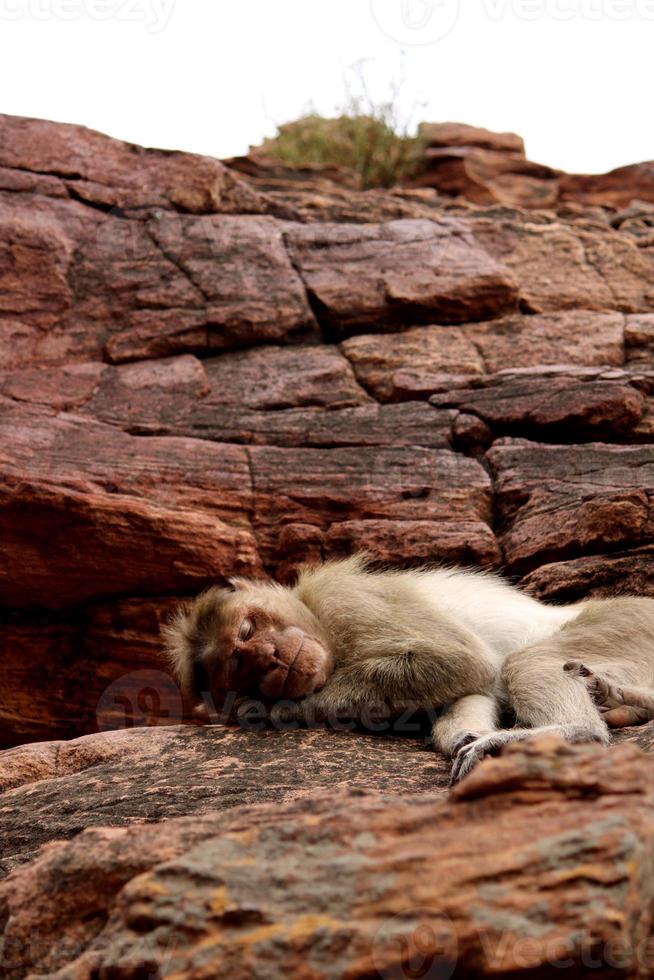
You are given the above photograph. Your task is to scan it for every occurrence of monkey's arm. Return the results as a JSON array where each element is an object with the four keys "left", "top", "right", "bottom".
[
  {"left": 269, "top": 619, "right": 501, "bottom": 736},
  {"left": 431, "top": 694, "right": 499, "bottom": 757}
]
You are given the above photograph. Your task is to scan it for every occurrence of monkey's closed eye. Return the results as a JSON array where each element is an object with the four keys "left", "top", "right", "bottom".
[{"left": 238, "top": 618, "right": 254, "bottom": 641}]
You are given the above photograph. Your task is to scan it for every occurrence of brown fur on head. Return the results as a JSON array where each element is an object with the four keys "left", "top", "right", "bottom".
[
  {"left": 162, "top": 585, "right": 233, "bottom": 699},
  {"left": 163, "top": 578, "right": 334, "bottom": 706}
]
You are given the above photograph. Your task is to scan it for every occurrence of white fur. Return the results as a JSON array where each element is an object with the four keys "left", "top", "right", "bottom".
[{"left": 414, "top": 568, "right": 578, "bottom": 659}]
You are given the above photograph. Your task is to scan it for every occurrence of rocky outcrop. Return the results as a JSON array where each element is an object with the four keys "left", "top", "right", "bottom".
[
  {"left": 407, "top": 121, "right": 654, "bottom": 213},
  {"left": 2, "top": 732, "right": 654, "bottom": 978},
  {"left": 1, "top": 112, "right": 654, "bottom": 979},
  {"left": 0, "top": 114, "right": 653, "bottom": 746},
  {"left": 236, "top": 120, "right": 654, "bottom": 215},
  {"left": 0, "top": 113, "right": 268, "bottom": 215},
  {"left": 409, "top": 121, "right": 562, "bottom": 209}
]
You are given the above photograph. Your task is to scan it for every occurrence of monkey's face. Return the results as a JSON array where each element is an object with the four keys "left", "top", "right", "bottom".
[
  {"left": 167, "top": 583, "right": 334, "bottom": 708},
  {"left": 210, "top": 601, "right": 333, "bottom": 701}
]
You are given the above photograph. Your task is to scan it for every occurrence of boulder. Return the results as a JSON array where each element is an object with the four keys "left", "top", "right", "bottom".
[
  {"left": 520, "top": 546, "right": 654, "bottom": 602},
  {"left": 403, "top": 120, "right": 654, "bottom": 212},
  {"left": 418, "top": 122, "right": 526, "bottom": 155},
  {"left": 284, "top": 218, "right": 520, "bottom": 336},
  {"left": 0, "top": 113, "right": 267, "bottom": 215},
  {"left": 341, "top": 312, "right": 625, "bottom": 402},
  {"left": 429, "top": 366, "right": 645, "bottom": 440},
  {"left": 0, "top": 195, "right": 319, "bottom": 367},
  {"left": 2, "top": 734, "right": 654, "bottom": 978},
  {"left": 489, "top": 440, "right": 654, "bottom": 573},
  {"left": 470, "top": 215, "right": 654, "bottom": 313}
]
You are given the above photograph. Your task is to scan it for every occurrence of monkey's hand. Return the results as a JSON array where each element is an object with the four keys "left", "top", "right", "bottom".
[
  {"left": 450, "top": 724, "right": 606, "bottom": 784},
  {"left": 449, "top": 731, "right": 484, "bottom": 756},
  {"left": 449, "top": 730, "right": 522, "bottom": 784}
]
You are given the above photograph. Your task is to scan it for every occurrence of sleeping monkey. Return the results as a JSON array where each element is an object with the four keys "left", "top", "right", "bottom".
[{"left": 164, "top": 555, "right": 654, "bottom": 782}]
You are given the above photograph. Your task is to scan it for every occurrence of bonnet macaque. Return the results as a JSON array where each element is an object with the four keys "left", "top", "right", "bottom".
[{"left": 164, "top": 556, "right": 654, "bottom": 782}]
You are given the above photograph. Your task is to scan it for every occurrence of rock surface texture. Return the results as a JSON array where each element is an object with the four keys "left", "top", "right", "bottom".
[{"left": 1, "top": 114, "right": 654, "bottom": 978}]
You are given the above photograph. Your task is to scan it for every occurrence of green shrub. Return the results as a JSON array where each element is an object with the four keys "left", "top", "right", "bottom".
[{"left": 259, "top": 64, "right": 424, "bottom": 190}]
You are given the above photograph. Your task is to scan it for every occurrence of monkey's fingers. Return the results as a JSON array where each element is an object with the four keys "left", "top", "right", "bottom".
[
  {"left": 602, "top": 705, "right": 651, "bottom": 728},
  {"left": 563, "top": 660, "right": 592, "bottom": 678},
  {"left": 449, "top": 732, "right": 510, "bottom": 784},
  {"left": 616, "top": 687, "right": 654, "bottom": 714}
]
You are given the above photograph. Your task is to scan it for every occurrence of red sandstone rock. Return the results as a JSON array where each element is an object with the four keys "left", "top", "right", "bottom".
[
  {"left": 0, "top": 399, "right": 259, "bottom": 607},
  {"left": 418, "top": 122, "right": 526, "bottom": 155},
  {"left": 520, "top": 546, "right": 654, "bottom": 602},
  {"left": 0, "top": 197, "right": 319, "bottom": 366},
  {"left": 0, "top": 112, "right": 267, "bottom": 215},
  {"left": 204, "top": 346, "right": 365, "bottom": 408},
  {"left": 340, "top": 312, "right": 625, "bottom": 403},
  {"left": 2, "top": 735, "right": 654, "bottom": 978},
  {"left": 429, "top": 366, "right": 644, "bottom": 438},
  {"left": 560, "top": 162, "right": 654, "bottom": 210},
  {"left": 341, "top": 325, "right": 484, "bottom": 401},
  {"left": 249, "top": 444, "right": 495, "bottom": 575},
  {"left": 411, "top": 145, "right": 560, "bottom": 209},
  {"left": 471, "top": 215, "right": 654, "bottom": 313},
  {"left": 625, "top": 312, "right": 654, "bottom": 362},
  {"left": 0, "top": 597, "right": 181, "bottom": 747},
  {"left": 464, "top": 310, "right": 626, "bottom": 371},
  {"left": 403, "top": 121, "right": 654, "bottom": 213},
  {"left": 285, "top": 218, "right": 520, "bottom": 336},
  {"left": 489, "top": 439, "right": 654, "bottom": 572},
  {"left": 0, "top": 726, "right": 450, "bottom": 872}
]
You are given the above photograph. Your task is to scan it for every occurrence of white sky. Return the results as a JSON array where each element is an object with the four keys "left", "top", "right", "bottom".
[{"left": 0, "top": 0, "right": 651, "bottom": 175}]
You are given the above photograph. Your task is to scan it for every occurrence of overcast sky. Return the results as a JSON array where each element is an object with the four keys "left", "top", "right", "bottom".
[{"left": 0, "top": 0, "right": 651, "bottom": 174}]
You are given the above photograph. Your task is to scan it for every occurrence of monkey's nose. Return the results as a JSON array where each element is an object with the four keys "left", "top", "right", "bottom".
[{"left": 245, "top": 641, "right": 275, "bottom": 671}]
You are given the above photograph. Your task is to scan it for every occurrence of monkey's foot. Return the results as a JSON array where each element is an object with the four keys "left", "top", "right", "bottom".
[
  {"left": 449, "top": 724, "right": 606, "bottom": 784},
  {"left": 564, "top": 660, "right": 654, "bottom": 728}
]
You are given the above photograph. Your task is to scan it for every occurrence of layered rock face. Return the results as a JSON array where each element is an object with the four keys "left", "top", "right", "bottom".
[
  {"left": 409, "top": 121, "right": 654, "bottom": 213},
  {"left": 233, "top": 119, "right": 654, "bottom": 220},
  {"left": 0, "top": 114, "right": 654, "bottom": 978},
  {"left": 1, "top": 113, "right": 653, "bottom": 748}
]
